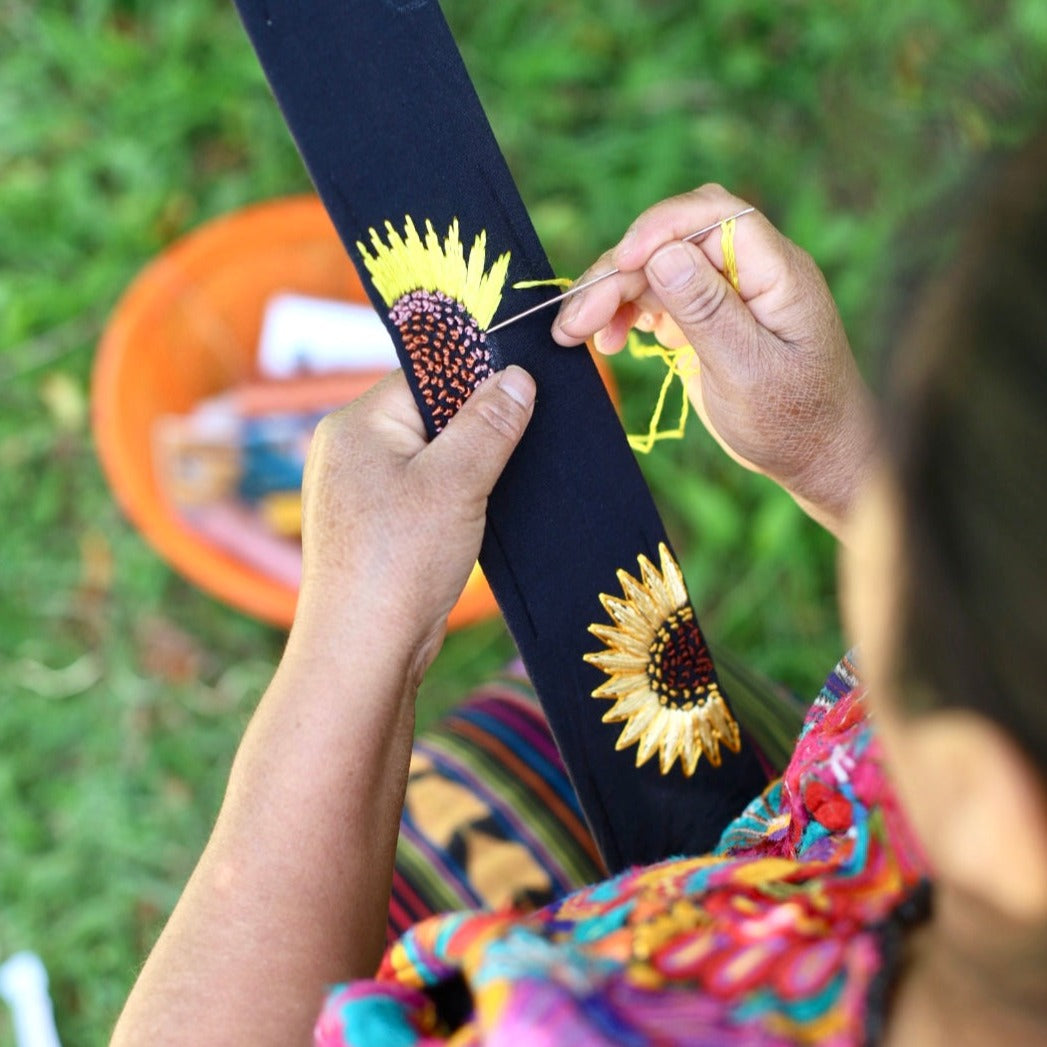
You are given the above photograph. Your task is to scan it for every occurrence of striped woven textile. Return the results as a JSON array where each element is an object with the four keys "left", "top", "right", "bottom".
[{"left": 388, "top": 674, "right": 606, "bottom": 941}]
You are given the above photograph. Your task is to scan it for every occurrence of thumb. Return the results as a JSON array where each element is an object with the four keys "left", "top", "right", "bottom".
[
  {"left": 421, "top": 365, "right": 536, "bottom": 499},
  {"left": 645, "top": 240, "right": 758, "bottom": 370}
]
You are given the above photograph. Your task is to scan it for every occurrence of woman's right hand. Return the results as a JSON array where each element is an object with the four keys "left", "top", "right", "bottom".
[{"left": 551, "top": 184, "right": 877, "bottom": 542}]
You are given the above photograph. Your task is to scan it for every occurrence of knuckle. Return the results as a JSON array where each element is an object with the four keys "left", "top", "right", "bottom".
[
  {"left": 689, "top": 182, "right": 728, "bottom": 200},
  {"left": 669, "top": 275, "right": 729, "bottom": 329},
  {"left": 685, "top": 183, "right": 741, "bottom": 213},
  {"left": 475, "top": 390, "right": 529, "bottom": 442},
  {"left": 572, "top": 251, "right": 613, "bottom": 289},
  {"left": 305, "top": 413, "right": 336, "bottom": 467},
  {"left": 313, "top": 402, "right": 357, "bottom": 443},
  {"left": 311, "top": 409, "right": 337, "bottom": 442}
]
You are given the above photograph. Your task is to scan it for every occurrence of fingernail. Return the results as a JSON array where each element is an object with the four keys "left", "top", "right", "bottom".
[
  {"left": 498, "top": 365, "right": 536, "bottom": 408},
  {"left": 649, "top": 243, "right": 696, "bottom": 291},
  {"left": 593, "top": 327, "right": 609, "bottom": 354},
  {"left": 555, "top": 293, "right": 583, "bottom": 331}
]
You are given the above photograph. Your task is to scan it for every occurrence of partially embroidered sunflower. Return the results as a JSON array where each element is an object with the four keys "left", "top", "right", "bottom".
[
  {"left": 584, "top": 543, "right": 742, "bottom": 776},
  {"left": 357, "top": 217, "right": 511, "bottom": 430}
]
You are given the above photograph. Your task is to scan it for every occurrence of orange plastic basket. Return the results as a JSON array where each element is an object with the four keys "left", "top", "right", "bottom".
[
  {"left": 92, "top": 195, "right": 507, "bottom": 630},
  {"left": 94, "top": 195, "right": 618, "bottom": 632}
]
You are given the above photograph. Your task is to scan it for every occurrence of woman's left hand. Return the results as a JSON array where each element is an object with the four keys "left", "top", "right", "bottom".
[
  {"left": 293, "top": 365, "right": 536, "bottom": 677},
  {"left": 111, "top": 366, "right": 537, "bottom": 1047}
]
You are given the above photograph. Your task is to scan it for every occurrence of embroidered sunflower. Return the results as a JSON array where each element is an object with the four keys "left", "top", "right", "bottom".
[
  {"left": 584, "top": 543, "right": 742, "bottom": 776},
  {"left": 357, "top": 217, "right": 511, "bottom": 430}
]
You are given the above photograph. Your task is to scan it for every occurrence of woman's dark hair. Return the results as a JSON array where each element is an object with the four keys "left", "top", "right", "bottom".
[{"left": 885, "top": 134, "right": 1047, "bottom": 774}]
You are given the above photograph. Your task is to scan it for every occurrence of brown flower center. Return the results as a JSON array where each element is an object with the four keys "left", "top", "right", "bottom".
[
  {"left": 390, "top": 289, "right": 492, "bottom": 431},
  {"left": 647, "top": 606, "right": 716, "bottom": 709}
]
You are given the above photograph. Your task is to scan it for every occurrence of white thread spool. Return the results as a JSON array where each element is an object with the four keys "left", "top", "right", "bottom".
[{"left": 0, "top": 953, "right": 61, "bottom": 1047}]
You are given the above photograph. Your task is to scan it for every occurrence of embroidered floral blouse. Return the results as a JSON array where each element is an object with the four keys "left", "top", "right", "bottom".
[{"left": 316, "top": 656, "right": 929, "bottom": 1045}]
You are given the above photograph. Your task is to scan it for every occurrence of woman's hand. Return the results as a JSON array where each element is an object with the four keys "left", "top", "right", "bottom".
[
  {"left": 293, "top": 365, "right": 536, "bottom": 677},
  {"left": 111, "top": 366, "right": 536, "bottom": 1047},
  {"left": 552, "top": 184, "right": 876, "bottom": 541}
]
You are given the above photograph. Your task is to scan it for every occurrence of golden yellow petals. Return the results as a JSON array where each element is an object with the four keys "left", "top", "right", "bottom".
[{"left": 585, "top": 543, "right": 742, "bottom": 776}]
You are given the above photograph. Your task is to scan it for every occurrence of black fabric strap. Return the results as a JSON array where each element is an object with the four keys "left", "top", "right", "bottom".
[{"left": 233, "top": 0, "right": 766, "bottom": 871}]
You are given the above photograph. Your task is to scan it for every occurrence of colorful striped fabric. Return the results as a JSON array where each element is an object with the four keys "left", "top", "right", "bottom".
[
  {"left": 319, "top": 655, "right": 931, "bottom": 1045},
  {"left": 388, "top": 673, "right": 606, "bottom": 941}
]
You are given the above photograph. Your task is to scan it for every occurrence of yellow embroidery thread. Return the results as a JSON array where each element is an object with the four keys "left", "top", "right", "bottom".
[
  {"left": 628, "top": 215, "right": 740, "bottom": 454},
  {"left": 355, "top": 216, "right": 511, "bottom": 430},
  {"left": 513, "top": 278, "right": 574, "bottom": 291},
  {"left": 501, "top": 216, "right": 741, "bottom": 455},
  {"left": 625, "top": 337, "right": 697, "bottom": 454},
  {"left": 357, "top": 216, "right": 510, "bottom": 329},
  {"left": 721, "top": 216, "right": 740, "bottom": 292}
]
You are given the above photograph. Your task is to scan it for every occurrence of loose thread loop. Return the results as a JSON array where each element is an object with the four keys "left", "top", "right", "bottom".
[
  {"left": 625, "top": 337, "right": 698, "bottom": 454},
  {"left": 628, "top": 215, "right": 739, "bottom": 454},
  {"left": 508, "top": 216, "right": 741, "bottom": 455}
]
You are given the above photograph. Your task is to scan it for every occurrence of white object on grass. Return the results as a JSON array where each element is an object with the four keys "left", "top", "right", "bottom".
[
  {"left": 0, "top": 952, "right": 61, "bottom": 1047},
  {"left": 257, "top": 293, "right": 399, "bottom": 378}
]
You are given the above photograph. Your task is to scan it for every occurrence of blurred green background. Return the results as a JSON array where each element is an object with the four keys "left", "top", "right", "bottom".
[{"left": 1, "top": 0, "right": 1045, "bottom": 1041}]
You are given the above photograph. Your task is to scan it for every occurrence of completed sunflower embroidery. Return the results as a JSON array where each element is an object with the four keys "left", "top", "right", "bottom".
[
  {"left": 357, "top": 217, "right": 511, "bottom": 430},
  {"left": 584, "top": 543, "right": 742, "bottom": 776}
]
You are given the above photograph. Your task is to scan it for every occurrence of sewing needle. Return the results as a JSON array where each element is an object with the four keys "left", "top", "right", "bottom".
[{"left": 485, "top": 205, "right": 755, "bottom": 335}]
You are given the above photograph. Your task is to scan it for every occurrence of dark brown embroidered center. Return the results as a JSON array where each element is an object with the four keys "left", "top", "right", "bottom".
[
  {"left": 389, "top": 289, "right": 492, "bottom": 431},
  {"left": 646, "top": 606, "right": 716, "bottom": 708}
]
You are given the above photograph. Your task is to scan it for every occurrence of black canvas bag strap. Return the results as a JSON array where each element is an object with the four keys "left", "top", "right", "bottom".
[{"left": 233, "top": 0, "right": 766, "bottom": 871}]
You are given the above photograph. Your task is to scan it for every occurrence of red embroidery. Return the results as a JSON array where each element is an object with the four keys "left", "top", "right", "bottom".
[{"left": 803, "top": 780, "right": 854, "bottom": 832}]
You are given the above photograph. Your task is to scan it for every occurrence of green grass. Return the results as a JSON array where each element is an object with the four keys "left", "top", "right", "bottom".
[{"left": 1, "top": 0, "right": 1045, "bottom": 1042}]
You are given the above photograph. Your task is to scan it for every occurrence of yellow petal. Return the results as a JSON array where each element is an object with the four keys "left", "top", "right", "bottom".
[
  {"left": 709, "top": 702, "right": 741, "bottom": 765},
  {"left": 657, "top": 711, "right": 688, "bottom": 774},
  {"left": 619, "top": 572, "right": 667, "bottom": 629},
  {"left": 604, "top": 685, "right": 658, "bottom": 722},
  {"left": 583, "top": 649, "right": 648, "bottom": 675},
  {"left": 587, "top": 623, "right": 649, "bottom": 657},
  {"left": 635, "top": 713, "right": 668, "bottom": 766},
  {"left": 600, "top": 594, "right": 649, "bottom": 635},
  {"left": 591, "top": 671, "right": 650, "bottom": 700},
  {"left": 658, "top": 543, "right": 690, "bottom": 608},
  {"left": 680, "top": 725, "right": 701, "bottom": 777},
  {"left": 613, "top": 700, "right": 660, "bottom": 748}
]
